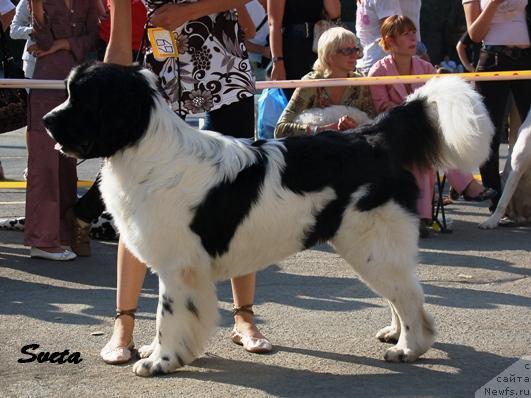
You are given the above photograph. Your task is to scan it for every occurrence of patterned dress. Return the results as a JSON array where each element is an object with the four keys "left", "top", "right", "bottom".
[{"left": 144, "top": 0, "right": 255, "bottom": 117}]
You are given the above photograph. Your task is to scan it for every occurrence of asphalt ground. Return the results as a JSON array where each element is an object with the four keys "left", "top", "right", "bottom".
[{"left": 0, "top": 127, "right": 530, "bottom": 398}]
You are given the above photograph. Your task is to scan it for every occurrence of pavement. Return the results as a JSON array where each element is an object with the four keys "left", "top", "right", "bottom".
[{"left": 0, "top": 127, "right": 530, "bottom": 398}]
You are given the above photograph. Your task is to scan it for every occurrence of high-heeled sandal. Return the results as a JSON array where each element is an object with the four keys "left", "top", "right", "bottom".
[
  {"left": 100, "top": 308, "right": 136, "bottom": 364},
  {"left": 230, "top": 304, "right": 272, "bottom": 354},
  {"left": 463, "top": 187, "right": 497, "bottom": 202}
]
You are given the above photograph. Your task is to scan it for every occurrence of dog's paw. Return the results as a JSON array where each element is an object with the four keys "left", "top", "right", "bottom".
[
  {"left": 138, "top": 341, "right": 156, "bottom": 359},
  {"left": 132, "top": 356, "right": 177, "bottom": 377},
  {"left": 376, "top": 326, "right": 400, "bottom": 344},
  {"left": 479, "top": 216, "right": 499, "bottom": 229},
  {"left": 384, "top": 346, "right": 418, "bottom": 363}
]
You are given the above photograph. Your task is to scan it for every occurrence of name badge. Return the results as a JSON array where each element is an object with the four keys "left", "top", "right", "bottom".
[{"left": 147, "top": 28, "right": 179, "bottom": 59}]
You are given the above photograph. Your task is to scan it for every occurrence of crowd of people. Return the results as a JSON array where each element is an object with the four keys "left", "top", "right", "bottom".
[{"left": 0, "top": 0, "right": 529, "bottom": 366}]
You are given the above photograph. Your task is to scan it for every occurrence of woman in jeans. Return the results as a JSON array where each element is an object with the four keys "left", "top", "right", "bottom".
[{"left": 463, "top": 0, "right": 531, "bottom": 211}]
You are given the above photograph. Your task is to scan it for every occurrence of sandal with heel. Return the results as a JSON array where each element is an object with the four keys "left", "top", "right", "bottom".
[
  {"left": 230, "top": 304, "right": 272, "bottom": 354},
  {"left": 100, "top": 308, "right": 136, "bottom": 364},
  {"left": 463, "top": 187, "right": 497, "bottom": 202}
]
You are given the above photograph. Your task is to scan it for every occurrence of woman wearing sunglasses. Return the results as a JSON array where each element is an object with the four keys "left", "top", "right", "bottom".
[{"left": 274, "top": 27, "right": 375, "bottom": 138}]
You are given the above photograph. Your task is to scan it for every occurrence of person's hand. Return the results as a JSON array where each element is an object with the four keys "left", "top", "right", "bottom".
[
  {"left": 318, "top": 122, "right": 339, "bottom": 132},
  {"left": 28, "top": 39, "right": 70, "bottom": 58},
  {"left": 150, "top": 3, "right": 191, "bottom": 31},
  {"left": 487, "top": 0, "right": 506, "bottom": 7},
  {"left": 271, "top": 61, "right": 286, "bottom": 81},
  {"left": 0, "top": 9, "right": 15, "bottom": 29},
  {"left": 337, "top": 115, "right": 358, "bottom": 131}
]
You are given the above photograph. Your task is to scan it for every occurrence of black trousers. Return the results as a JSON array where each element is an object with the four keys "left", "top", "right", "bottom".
[
  {"left": 203, "top": 96, "right": 255, "bottom": 138},
  {"left": 475, "top": 48, "right": 531, "bottom": 209},
  {"left": 74, "top": 96, "right": 255, "bottom": 222},
  {"left": 282, "top": 31, "right": 317, "bottom": 100}
]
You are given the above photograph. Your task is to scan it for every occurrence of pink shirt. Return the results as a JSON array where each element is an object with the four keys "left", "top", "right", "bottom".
[{"left": 367, "top": 55, "right": 436, "bottom": 113}]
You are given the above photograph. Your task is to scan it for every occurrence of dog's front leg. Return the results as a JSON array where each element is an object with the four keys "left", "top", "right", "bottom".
[{"left": 133, "top": 267, "right": 219, "bottom": 377}]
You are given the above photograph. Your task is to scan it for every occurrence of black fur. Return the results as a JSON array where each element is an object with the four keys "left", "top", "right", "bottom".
[
  {"left": 280, "top": 127, "right": 422, "bottom": 248},
  {"left": 186, "top": 299, "right": 199, "bottom": 319},
  {"left": 161, "top": 295, "right": 173, "bottom": 315},
  {"left": 43, "top": 62, "right": 156, "bottom": 159},
  {"left": 189, "top": 147, "right": 268, "bottom": 258}
]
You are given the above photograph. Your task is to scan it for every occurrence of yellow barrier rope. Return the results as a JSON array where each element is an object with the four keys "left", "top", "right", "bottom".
[
  {"left": 0, "top": 180, "right": 94, "bottom": 189},
  {"left": 1, "top": 70, "right": 530, "bottom": 90}
]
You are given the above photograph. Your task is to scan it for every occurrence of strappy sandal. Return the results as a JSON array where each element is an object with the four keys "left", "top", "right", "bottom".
[
  {"left": 100, "top": 308, "right": 136, "bottom": 365},
  {"left": 230, "top": 304, "right": 272, "bottom": 354},
  {"left": 463, "top": 187, "right": 497, "bottom": 202}
]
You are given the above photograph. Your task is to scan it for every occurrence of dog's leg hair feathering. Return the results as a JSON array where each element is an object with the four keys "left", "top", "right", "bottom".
[
  {"left": 133, "top": 267, "right": 219, "bottom": 376},
  {"left": 376, "top": 300, "right": 401, "bottom": 344},
  {"left": 331, "top": 202, "right": 435, "bottom": 362},
  {"left": 480, "top": 108, "right": 531, "bottom": 229}
]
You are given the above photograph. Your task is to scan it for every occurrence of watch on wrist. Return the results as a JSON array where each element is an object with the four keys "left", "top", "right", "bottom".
[{"left": 272, "top": 56, "right": 285, "bottom": 63}]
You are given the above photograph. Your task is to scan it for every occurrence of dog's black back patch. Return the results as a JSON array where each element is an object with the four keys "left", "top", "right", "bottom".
[
  {"left": 189, "top": 144, "right": 268, "bottom": 257},
  {"left": 280, "top": 131, "right": 418, "bottom": 249}
]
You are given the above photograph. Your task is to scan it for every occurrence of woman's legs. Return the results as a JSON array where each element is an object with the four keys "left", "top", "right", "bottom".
[
  {"left": 103, "top": 96, "right": 269, "bottom": 362},
  {"left": 25, "top": 126, "right": 77, "bottom": 253},
  {"left": 113, "top": 240, "right": 147, "bottom": 344},
  {"left": 101, "top": 239, "right": 147, "bottom": 363}
]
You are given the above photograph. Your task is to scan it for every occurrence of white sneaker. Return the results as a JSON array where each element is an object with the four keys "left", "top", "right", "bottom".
[{"left": 30, "top": 247, "right": 77, "bottom": 261}]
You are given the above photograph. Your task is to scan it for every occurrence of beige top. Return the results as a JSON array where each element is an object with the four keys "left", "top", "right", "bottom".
[{"left": 274, "top": 70, "right": 376, "bottom": 138}]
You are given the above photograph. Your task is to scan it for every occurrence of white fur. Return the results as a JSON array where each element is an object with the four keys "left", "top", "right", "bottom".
[
  {"left": 480, "top": 107, "right": 531, "bottom": 229},
  {"left": 407, "top": 76, "right": 495, "bottom": 172},
  {"left": 293, "top": 105, "right": 372, "bottom": 127},
  {"left": 95, "top": 71, "right": 437, "bottom": 377}
]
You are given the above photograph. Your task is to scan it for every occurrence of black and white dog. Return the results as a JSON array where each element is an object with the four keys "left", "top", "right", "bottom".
[{"left": 43, "top": 63, "right": 494, "bottom": 377}]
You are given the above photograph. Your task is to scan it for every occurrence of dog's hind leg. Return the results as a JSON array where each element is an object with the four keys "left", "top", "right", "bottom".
[
  {"left": 479, "top": 169, "right": 523, "bottom": 229},
  {"left": 337, "top": 250, "right": 435, "bottom": 362},
  {"left": 133, "top": 267, "right": 219, "bottom": 377},
  {"left": 332, "top": 206, "right": 435, "bottom": 362}
]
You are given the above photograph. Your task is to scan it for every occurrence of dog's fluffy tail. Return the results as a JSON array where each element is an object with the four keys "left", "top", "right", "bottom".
[{"left": 373, "top": 76, "right": 494, "bottom": 172}]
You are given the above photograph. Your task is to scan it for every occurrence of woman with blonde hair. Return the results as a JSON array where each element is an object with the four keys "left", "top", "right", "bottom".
[{"left": 275, "top": 27, "right": 375, "bottom": 138}]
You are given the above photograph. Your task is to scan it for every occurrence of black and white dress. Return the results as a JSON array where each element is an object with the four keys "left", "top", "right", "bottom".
[{"left": 144, "top": 0, "right": 256, "bottom": 117}]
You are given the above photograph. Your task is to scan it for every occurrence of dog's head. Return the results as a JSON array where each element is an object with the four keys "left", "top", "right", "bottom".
[{"left": 43, "top": 62, "right": 158, "bottom": 159}]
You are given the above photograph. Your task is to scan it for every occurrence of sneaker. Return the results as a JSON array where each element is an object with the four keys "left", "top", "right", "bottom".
[
  {"left": 68, "top": 209, "right": 92, "bottom": 257},
  {"left": 30, "top": 247, "right": 77, "bottom": 261}
]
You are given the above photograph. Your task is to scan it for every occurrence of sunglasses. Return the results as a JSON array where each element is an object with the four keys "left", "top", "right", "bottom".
[{"left": 336, "top": 47, "right": 361, "bottom": 56}]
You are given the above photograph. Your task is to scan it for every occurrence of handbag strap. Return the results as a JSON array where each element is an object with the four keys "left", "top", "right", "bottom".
[{"left": 256, "top": 14, "right": 268, "bottom": 32}]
